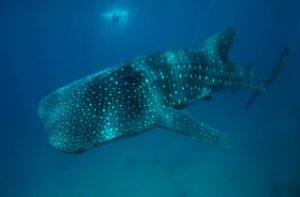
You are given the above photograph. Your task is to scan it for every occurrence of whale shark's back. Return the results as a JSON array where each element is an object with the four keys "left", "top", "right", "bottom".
[{"left": 144, "top": 28, "right": 241, "bottom": 109}]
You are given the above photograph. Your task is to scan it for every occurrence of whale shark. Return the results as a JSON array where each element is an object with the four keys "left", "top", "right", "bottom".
[{"left": 38, "top": 28, "right": 285, "bottom": 153}]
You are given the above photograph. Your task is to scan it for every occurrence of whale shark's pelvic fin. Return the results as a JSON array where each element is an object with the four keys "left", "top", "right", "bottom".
[
  {"left": 245, "top": 47, "right": 289, "bottom": 108},
  {"left": 157, "top": 108, "right": 231, "bottom": 147}
]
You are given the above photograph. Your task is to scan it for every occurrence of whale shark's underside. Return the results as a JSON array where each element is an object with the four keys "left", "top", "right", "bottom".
[{"left": 39, "top": 28, "right": 287, "bottom": 153}]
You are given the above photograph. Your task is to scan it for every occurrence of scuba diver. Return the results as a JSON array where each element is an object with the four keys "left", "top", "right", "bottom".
[
  {"left": 103, "top": 7, "right": 129, "bottom": 24},
  {"left": 110, "top": 13, "right": 121, "bottom": 23}
]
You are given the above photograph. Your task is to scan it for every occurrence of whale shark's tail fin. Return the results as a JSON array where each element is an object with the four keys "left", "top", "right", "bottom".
[{"left": 245, "top": 47, "right": 289, "bottom": 108}]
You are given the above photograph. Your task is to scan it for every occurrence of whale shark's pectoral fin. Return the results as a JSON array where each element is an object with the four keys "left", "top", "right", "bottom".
[{"left": 157, "top": 108, "right": 231, "bottom": 147}]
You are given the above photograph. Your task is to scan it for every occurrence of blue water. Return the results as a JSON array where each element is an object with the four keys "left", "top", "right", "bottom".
[{"left": 1, "top": 0, "right": 300, "bottom": 196}]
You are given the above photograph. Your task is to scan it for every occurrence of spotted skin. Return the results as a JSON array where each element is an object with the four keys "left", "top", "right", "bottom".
[{"left": 39, "top": 28, "right": 260, "bottom": 153}]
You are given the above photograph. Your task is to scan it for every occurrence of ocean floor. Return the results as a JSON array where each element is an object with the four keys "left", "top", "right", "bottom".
[{"left": 22, "top": 130, "right": 296, "bottom": 197}]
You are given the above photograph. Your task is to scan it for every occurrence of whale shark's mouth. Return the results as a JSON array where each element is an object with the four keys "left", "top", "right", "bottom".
[
  {"left": 38, "top": 83, "right": 100, "bottom": 154},
  {"left": 48, "top": 135, "right": 87, "bottom": 154}
]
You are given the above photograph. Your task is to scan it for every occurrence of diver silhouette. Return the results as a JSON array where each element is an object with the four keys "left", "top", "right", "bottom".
[{"left": 110, "top": 13, "right": 120, "bottom": 23}]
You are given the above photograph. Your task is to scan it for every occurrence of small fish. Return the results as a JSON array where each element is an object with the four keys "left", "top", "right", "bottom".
[{"left": 38, "top": 28, "right": 280, "bottom": 153}]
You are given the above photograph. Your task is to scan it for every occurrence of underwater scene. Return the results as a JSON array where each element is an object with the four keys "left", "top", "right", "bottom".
[{"left": 1, "top": 0, "right": 300, "bottom": 196}]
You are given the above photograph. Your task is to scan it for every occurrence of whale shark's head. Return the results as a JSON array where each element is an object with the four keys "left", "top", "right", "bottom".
[
  {"left": 38, "top": 80, "right": 103, "bottom": 154},
  {"left": 38, "top": 65, "right": 146, "bottom": 154},
  {"left": 39, "top": 93, "right": 89, "bottom": 153}
]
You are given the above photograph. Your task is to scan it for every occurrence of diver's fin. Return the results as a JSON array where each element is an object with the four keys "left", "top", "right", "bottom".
[
  {"left": 245, "top": 47, "right": 289, "bottom": 108},
  {"left": 157, "top": 108, "right": 230, "bottom": 147}
]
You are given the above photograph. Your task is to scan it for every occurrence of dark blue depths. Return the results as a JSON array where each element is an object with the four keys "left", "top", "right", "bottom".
[{"left": 1, "top": 0, "right": 300, "bottom": 196}]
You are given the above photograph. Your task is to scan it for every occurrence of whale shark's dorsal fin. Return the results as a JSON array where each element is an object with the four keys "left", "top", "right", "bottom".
[{"left": 202, "top": 27, "right": 235, "bottom": 61}]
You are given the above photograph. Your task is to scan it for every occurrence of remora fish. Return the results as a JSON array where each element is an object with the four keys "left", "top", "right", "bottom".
[{"left": 38, "top": 28, "right": 285, "bottom": 153}]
